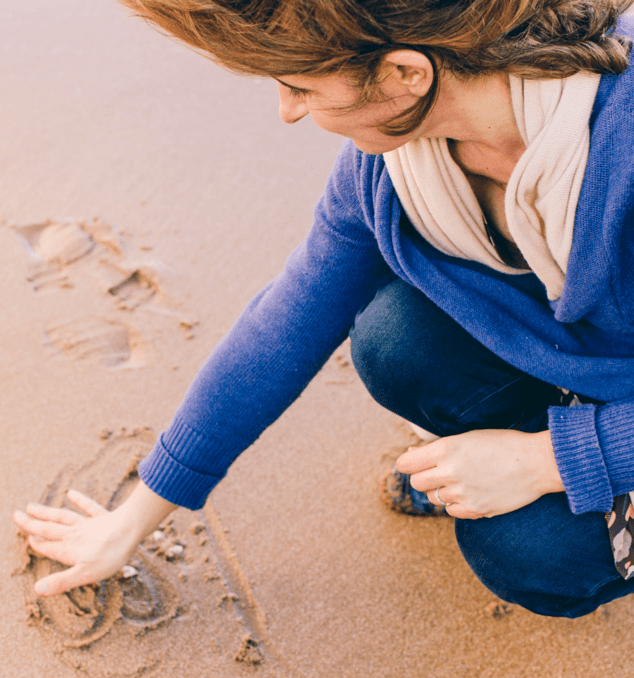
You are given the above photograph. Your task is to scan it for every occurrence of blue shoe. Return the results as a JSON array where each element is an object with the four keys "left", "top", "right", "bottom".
[{"left": 381, "top": 466, "right": 448, "bottom": 516}]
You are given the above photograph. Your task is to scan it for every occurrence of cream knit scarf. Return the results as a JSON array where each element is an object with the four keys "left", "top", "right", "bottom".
[{"left": 383, "top": 72, "right": 601, "bottom": 301}]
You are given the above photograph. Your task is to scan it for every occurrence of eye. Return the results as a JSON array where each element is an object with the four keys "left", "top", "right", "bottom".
[{"left": 286, "top": 85, "right": 306, "bottom": 98}]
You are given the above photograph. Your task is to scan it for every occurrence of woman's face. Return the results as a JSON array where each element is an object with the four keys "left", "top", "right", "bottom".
[{"left": 276, "top": 72, "right": 423, "bottom": 154}]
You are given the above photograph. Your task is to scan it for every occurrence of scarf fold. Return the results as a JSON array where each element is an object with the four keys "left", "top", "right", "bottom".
[{"left": 383, "top": 72, "right": 601, "bottom": 300}]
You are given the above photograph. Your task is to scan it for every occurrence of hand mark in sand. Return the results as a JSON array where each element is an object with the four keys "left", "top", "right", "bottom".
[
  {"left": 16, "top": 429, "right": 302, "bottom": 678},
  {"left": 19, "top": 430, "right": 179, "bottom": 653}
]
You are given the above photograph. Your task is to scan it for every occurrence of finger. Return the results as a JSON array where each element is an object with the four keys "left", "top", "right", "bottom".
[
  {"left": 25, "top": 502, "right": 84, "bottom": 526},
  {"left": 34, "top": 564, "right": 102, "bottom": 598},
  {"left": 409, "top": 469, "right": 446, "bottom": 494},
  {"left": 27, "top": 535, "right": 75, "bottom": 566},
  {"left": 424, "top": 485, "right": 453, "bottom": 508},
  {"left": 13, "top": 511, "right": 68, "bottom": 541},
  {"left": 66, "top": 489, "right": 108, "bottom": 518},
  {"left": 13, "top": 510, "right": 29, "bottom": 535},
  {"left": 426, "top": 489, "right": 441, "bottom": 507},
  {"left": 396, "top": 444, "right": 438, "bottom": 474},
  {"left": 444, "top": 504, "right": 484, "bottom": 520}
]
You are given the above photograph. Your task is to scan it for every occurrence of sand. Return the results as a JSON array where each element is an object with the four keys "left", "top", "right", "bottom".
[{"left": 3, "top": 2, "right": 634, "bottom": 677}]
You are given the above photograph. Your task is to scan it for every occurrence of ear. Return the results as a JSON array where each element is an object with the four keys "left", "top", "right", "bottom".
[{"left": 382, "top": 50, "right": 435, "bottom": 97}]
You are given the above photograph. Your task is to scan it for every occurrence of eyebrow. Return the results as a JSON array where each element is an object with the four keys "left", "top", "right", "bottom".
[{"left": 275, "top": 78, "right": 312, "bottom": 94}]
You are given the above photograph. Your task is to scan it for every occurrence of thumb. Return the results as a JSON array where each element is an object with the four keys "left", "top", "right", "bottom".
[{"left": 34, "top": 564, "right": 101, "bottom": 598}]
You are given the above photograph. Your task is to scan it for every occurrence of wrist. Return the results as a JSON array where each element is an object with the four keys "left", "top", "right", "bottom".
[
  {"left": 111, "top": 480, "right": 177, "bottom": 544},
  {"left": 531, "top": 429, "right": 564, "bottom": 495}
]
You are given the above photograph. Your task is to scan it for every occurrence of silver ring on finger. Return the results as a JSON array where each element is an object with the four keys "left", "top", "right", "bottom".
[{"left": 435, "top": 487, "right": 451, "bottom": 507}]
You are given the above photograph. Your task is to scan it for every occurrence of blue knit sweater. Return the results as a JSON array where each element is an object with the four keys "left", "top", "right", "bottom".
[{"left": 140, "top": 18, "right": 634, "bottom": 516}]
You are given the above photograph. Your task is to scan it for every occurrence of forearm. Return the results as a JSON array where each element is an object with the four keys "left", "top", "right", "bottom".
[
  {"left": 111, "top": 480, "right": 177, "bottom": 545},
  {"left": 138, "top": 226, "right": 392, "bottom": 510},
  {"left": 549, "top": 402, "right": 619, "bottom": 514}
]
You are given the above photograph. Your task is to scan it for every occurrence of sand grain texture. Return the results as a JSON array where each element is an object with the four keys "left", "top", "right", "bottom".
[{"left": 2, "top": 2, "right": 634, "bottom": 677}]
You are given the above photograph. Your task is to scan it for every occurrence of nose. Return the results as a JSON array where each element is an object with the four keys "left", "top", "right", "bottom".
[{"left": 277, "top": 83, "right": 309, "bottom": 124}]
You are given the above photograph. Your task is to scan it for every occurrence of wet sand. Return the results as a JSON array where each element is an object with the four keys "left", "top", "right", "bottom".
[{"left": 2, "top": 2, "right": 634, "bottom": 676}]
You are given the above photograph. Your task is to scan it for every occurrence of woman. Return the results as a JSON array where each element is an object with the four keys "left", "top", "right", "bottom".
[{"left": 13, "top": 0, "right": 634, "bottom": 618}]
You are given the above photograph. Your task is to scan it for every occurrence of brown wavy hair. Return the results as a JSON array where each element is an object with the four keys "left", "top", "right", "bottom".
[{"left": 118, "top": 0, "right": 634, "bottom": 135}]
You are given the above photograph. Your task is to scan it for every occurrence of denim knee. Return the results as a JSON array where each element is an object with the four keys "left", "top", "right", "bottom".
[
  {"left": 350, "top": 282, "right": 430, "bottom": 407},
  {"left": 349, "top": 279, "right": 560, "bottom": 436},
  {"left": 455, "top": 493, "right": 634, "bottom": 618}
]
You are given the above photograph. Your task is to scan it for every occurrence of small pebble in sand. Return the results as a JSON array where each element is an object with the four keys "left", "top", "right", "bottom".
[
  {"left": 235, "top": 634, "right": 263, "bottom": 665},
  {"left": 164, "top": 544, "right": 184, "bottom": 560},
  {"left": 121, "top": 565, "right": 138, "bottom": 579},
  {"left": 203, "top": 570, "right": 220, "bottom": 582},
  {"left": 335, "top": 351, "right": 351, "bottom": 367},
  {"left": 484, "top": 601, "right": 513, "bottom": 619},
  {"left": 199, "top": 536, "right": 208, "bottom": 546},
  {"left": 152, "top": 530, "right": 166, "bottom": 542},
  {"left": 219, "top": 593, "right": 239, "bottom": 607},
  {"left": 189, "top": 521, "right": 206, "bottom": 535},
  {"left": 180, "top": 318, "right": 199, "bottom": 341},
  {"left": 99, "top": 429, "right": 113, "bottom": 440},
  {"left": 25, "top": 599, "right": 41, "bottom": 624}
]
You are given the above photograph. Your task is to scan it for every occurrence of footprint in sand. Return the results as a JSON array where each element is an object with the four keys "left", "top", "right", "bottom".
[
  {"left": 14, "top": 219, "right": 158, "bottom": 301},
  {"left": 107, "top": 268, "right": 158, "bottom": 311},
  {"left": 12, "top": 219, "right": 198, "bottom": 369},
  {"left": 16, "top": 430, "right": 282, "bottom": 677},
  {"left": 17, "top": 220, "right": 97, "bottom": 266},
  {"left": 44, "top": 317, "right": 150, "bottom": 369},
  {"left": 15, "top": 220, "right": 101, "bottom": 291}
]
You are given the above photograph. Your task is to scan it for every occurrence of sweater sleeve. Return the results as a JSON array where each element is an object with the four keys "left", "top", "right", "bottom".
[
  {"left": 138, "top": 144, "right": 394, "bottom": 509},
  {"left": 549, "top": 400, "right": 634, "bottom": 514}
]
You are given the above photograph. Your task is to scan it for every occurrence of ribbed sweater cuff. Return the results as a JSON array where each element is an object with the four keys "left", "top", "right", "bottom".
[
  {"left": 548, "top": 404, "right": 613, "bottom": 515},
  {"left": 138, "top": 420, "right": 224, "bottom": 510},
  {"left": 596, "top": 402, "right": 634, "bottom": 496}
]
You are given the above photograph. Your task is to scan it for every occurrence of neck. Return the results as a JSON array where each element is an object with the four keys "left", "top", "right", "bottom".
[{"left": 424, "top": 71, "right": 525, "bottom": 162}]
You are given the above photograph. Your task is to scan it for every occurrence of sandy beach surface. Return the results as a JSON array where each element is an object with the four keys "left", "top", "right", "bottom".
[{"left": 2, "top": 2, "right": 634, "bottom": 676}]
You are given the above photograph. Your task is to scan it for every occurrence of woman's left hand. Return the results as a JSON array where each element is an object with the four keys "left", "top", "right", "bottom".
[{"left": 396, "top": 429, "right": 564, "bottom": 519}]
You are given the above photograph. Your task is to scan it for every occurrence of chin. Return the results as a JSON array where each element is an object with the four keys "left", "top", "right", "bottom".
[{"left": 352, "top": 138, "right": 404, "bottom": 155}]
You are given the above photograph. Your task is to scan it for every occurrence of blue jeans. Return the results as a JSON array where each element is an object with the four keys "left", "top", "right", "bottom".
[{"left": 349, "top": 279, "right": 634, "bottom": 617}]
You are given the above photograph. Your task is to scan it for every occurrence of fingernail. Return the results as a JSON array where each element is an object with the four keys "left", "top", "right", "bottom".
[
  {"left": 35, "top": 581, "right": 48, "bottom": 596},
  {"left": 14, "top": 510, "right": 25, "bottom": 520}
]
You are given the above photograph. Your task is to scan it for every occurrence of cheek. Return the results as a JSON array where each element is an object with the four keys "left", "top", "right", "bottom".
[
  {"left": 307, "top": 109, "right": 354, "bottom": 134},
  {"left": 310, "top": 107, "right": 388, "bottom": 142}
]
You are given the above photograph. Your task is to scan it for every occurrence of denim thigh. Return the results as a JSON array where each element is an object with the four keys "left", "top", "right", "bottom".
[
  {"left": 349, "top": 278, "right": 630, "bottom": 617},
  {"left": 349, "top": 278, "right": 561, "bottom": 435}
]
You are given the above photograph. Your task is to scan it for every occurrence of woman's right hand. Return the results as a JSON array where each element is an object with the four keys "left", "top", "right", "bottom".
[{"left": 13, "top": 481, "right": 176, "bottom": 597}]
